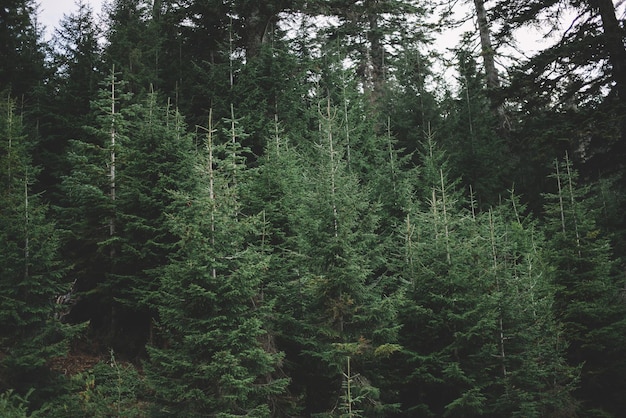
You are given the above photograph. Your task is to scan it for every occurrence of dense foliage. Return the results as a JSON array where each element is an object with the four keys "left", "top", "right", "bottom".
[{"left": 1, "top": 0, "right": 625, "bottom": 416}]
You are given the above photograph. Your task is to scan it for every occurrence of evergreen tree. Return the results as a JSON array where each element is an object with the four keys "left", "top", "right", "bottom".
[
  {"left": 438, "top": 46, "right": 511, "bottom": 208},
  {"left": 245, "top": 117, "right": 318, "bottom": 416},
  {"left": 384, "top": 42, "right": 440, "bottom": 161},
  {"left": 275, "top": 95, "right": 399, "bottom": 415},
  {"left": 0, "top": 96, "right": 75, "bottom": 408},
  {"left": 477, "top": 200, "right": 577, "bottom": 417},
  {"left": 543, "top": 155, "right": 626, "bottom": 416},
  {"left": 35, "top": 0, "right": 103, "bottom": 201},
  {"left": 493, "top": 0, "right": 626, "bottom": 178},
  {"left": 145, "top": 110, "right": 288, "bottom": 416},
  {"left": 58, "top": 68, "right": 127, "bottom": 346},
  {"left": 318, "top": 0, "right": 431, "bottom": 104},
  {"left": 103, "top": 0, "right": 163, "bottom": 94},
  {"left": 394, "top": 135, "right": 576, "bottom": 416},
  {"left": 60, "top": 70, "right": 196, "bottom": 356},
  {"left": 0, "top": 0, "right": 46, "bottom": 100}
]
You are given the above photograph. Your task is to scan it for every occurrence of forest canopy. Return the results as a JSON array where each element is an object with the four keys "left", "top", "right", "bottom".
[{"left": 1, "top": 0, "right": 626, "bottom": 416}]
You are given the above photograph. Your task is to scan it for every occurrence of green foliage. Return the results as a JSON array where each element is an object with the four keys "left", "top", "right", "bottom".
[
  {"left": 394, "top": 137, "right": 576, "bottom": 417},
  {"left": 103, "top": 0, "right": 163, "bottom": 94},
  {"left": 543, "top": 155, "right": 626, "bottom": 416},
  {"left": 145, "top": 112, "right": 288, "bottom": 416},
  {"left": 270, "top": 94, "right": 400, "bottom": 415},
  {"left": 59, "top": 69, "right": 197, "bottom": 355},
  {"left": 43, "top": 352, "right": 145, "bottom": 418},
  {"left": 0, "top": 96, "right": 76, "bottom": 408},
  {"left": 438, "top": 47, "right": 512, "bottom": 208},
  {"left": 0, "top": 390, "right": 31, "bottom": 418},
  {"left": 0, "top": 0, "right": 46, "bottom": 100},
  {"left": 4, "top": 0, "right": 626, "bottom": 414}
]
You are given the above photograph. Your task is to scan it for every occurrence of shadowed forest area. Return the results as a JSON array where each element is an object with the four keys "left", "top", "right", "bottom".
[{"left": 1, "top": 0, "right": 626, "bottom": 416}]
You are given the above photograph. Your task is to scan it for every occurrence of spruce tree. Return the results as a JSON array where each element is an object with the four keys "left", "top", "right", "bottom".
[
  {"left": 438, "top": 46, "right": 511, "bottom": 208},
  {"left": 58, "top": 68, "right": 127, "bottom": 345},
  {"left": 0, "top": 96, "right": 75, "bottom": 408},
  {"left": 145, "top": 110, "right": 288, "bottom": 416},
  {"left": 0, "top": 0, "right": 45, "bottom": 100},
  {"left": 36, "top": 0, "right": 103, "bottom": 202},
  {"left": 60, "top": 69, "right": 196, "bottom": 356},
  {"left": 394, "top": 135, "right": 576, "bottom": 416},
  {"left": 275, "top": 95, "right": 399, "bottom": 416},
  {"left": 543, "top": 155, "right": 626, "bottom": 416},
  {"left": 103, "top": 0, "right": 163, "bottom": 94}
]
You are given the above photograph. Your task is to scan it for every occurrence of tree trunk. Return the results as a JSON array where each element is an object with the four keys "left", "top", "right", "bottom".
[
  {"left": 593, "top": 0, "right": 626, "bottom": 168},
  {"left": 473, "top": 0, "right": 511, "bottom": 132},
  {"left": 473, "top": 0, "right": 500, "bottom": 90},
  {"left": 360, "top": 0, "right": 385, "bottom": 106}
]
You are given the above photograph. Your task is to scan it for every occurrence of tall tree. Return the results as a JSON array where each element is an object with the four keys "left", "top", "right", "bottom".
[
  {"left": 319, "top": 0, "right": 430, "bottom": 106},
  {"left": 472, "top": 0, "right": 500, "bottom": 91},
  {"left": 438, "top": 46, "right": 512, "bottom": 208},
  {"left": 0, "top": 96, "right": 75, "bottom": 408},
  {"left": 494, "top": 0, "right": 626, "bottom": 176},
  {"left": 60, "top": 70, "right": 196, "bottom": 356},
  {"left": 145, "top": 110, "right": 289, "bottom": 416},
  {"left": 0, "top": 0, "right": 45, "bottom": 100},
  {"left": 394, "top": 135, "right": 576, "bottom": 416},
  {"left": 103, "top": 0, "right": 163, "bottom": 94},
  {"left": 35, "top": 0, "right": 103, "bottom": 201},
  {"left": 543, "top": 155, "right": 626, "bottom": 416},
  {"left": 273, "top": 95, "right": 400, "bottom": 415}
]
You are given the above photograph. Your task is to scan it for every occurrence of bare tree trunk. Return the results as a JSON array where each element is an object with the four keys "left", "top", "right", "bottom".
[
  {"left": 473, "top": 0, "right": 511, "bottom": 132},
  {"left": 366, "top": 0, "right": 385, "bottom": 103},
  {"left": 109, "top": 66, "right": 117, "bottom": 244},
  {"left": 593, "top": 0, "right": 626, "bottom": 167},
  {"left": 473, "top": 0, "right": 500, "bottom": 90},
  {"left": 207, "top": 109, "right": 217, "bottom": 280}
]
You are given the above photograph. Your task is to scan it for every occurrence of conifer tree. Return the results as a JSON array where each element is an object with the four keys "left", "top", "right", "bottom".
[
  {"left": 395, "top": 135, "right": 576, "bottom": 416},
  {"left": 275, "top": 95, "right": 399, "bottom": 415},
  {"left": 58, "top": 68, "right": 127, "bottom": 345},
  {"left": 0, "top": 96, "right": 74, "bottom": 408},
  {"left": 36, "top": 0, "right": 103, "bottom": 201},
  {"left": 145, "top": 110, "right": 288, "bottom": 416},
  {"left": 103, "top": 0, "right": 163, "bottom": 94},
  {"left": 319, "top": 0, "right": 430, "bottom": 104},
  {"left": 0, "top": 0, "right": 45, "bottom": 100},
  {"left": 245, "top": 116, "right": 319, "bottom": 416},
  {"left": 438, "top": 47, "right": 511, "bottom": 208},
  {"left": 543, "top": 155, "right": 626, "bottom": 416},
  {"left": 477, "top": 199, "right": 577, "bottom": 417},
  {"left": 60, "top": 70, "right": 196, "bottom": 355}
]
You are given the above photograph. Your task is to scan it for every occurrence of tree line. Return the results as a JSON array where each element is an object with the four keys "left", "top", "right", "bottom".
[{"left": 1, "top": 0, "right": 625, "bottom": 416}]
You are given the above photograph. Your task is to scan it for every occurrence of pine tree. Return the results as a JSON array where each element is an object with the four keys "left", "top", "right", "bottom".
[
  {"left": 477, "top": 198, "right": 577, "bottom": 417},
  {"left": 103, "top": 0, "right": 163, "bottom": 94},
  {"left": 492, "top": 0, "right": 626, "bottom": 178},
  {"left": 438, "top": 46, "right": 511, "bottom": 208},
  {"left": 60, "top": 69, "right": 196, "bottom": 356},
  {"left": 58, "top": 68, "right": 127, "bottom": 344},
  {"left": 0, "top": 0, "right": 46, "bottom": 100},
  {"left": 318, "top": 0, "right": 430, "bottom": 105}
]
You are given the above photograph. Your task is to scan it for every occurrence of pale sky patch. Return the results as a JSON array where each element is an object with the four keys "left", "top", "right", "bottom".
[{"left": 37, "top": 0, "right": 105, "bottom": 40}]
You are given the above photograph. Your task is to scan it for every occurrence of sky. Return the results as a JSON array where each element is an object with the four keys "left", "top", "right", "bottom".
[
  {"left": 35, "top": 0, "right": 554, "bottom": 71},
  {"left": 36, "top": 0, "right": 472, "bottom": 48},
  {"left": 37, "top": 0, "right": 105, "bottom": 39}
]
